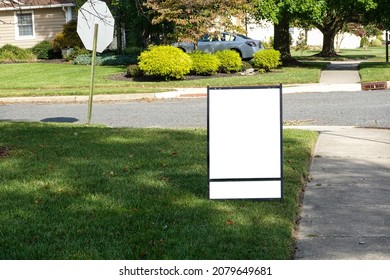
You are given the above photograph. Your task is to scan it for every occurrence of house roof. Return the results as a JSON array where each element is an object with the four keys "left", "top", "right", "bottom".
[{"left": 0, "top": 0, "right": 75, "bottom": 10}]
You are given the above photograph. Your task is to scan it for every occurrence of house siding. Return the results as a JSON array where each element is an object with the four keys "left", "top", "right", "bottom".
[{"left": 0, "top": 8, "right": 68, "bottom": 48}]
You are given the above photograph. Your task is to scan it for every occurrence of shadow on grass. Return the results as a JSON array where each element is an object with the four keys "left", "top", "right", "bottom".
[
  {"left": 0, "top": 122, "right": 317, "bottom": 260},
  {"left": 41, "top": 117, "right": 79, "bottom": 123}
]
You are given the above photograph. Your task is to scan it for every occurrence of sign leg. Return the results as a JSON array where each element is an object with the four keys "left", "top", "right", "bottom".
[{"left": 87, "top": 23, "right": 99, "bottom": 125}]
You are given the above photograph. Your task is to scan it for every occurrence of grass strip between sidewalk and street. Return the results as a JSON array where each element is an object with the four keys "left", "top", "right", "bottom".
[
  {"left": 359, "top": 62, "right": 390, "bottom": 82},
  {"left": 0, "top": 122, "right": 318, "bottom": 259}
]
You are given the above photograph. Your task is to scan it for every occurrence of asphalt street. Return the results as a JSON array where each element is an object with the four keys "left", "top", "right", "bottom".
[{"left": 0, "top": 89, "right": 389, "bottom": 128}]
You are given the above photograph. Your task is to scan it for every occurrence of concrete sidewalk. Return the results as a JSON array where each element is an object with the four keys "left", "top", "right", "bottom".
[
  {"left": 320, "top": 61, "right": 361, "bottom": 84},
  {"left": 294, "top": 126, "right": 390, "bottom": 260}
]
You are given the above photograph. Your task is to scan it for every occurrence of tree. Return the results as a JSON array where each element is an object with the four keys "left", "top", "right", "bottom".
[
  {"left": 251, "top": 0, "right": 323, "bottom": 65},
  {"left": 311, "top": 0, "right": 377, "bottom": 57},
  {"left": 145, "top": 0, "right": 250, "bottom": 45}
]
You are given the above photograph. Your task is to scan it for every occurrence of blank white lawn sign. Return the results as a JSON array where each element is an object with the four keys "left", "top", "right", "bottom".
[{"left": 208, "top": 86, "right": 283, "bottom": 200}]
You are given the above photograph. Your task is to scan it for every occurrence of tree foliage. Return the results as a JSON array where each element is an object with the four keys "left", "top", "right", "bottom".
[
  {"left": 310, "top": 0, "right": 377, "bottom": 56},
  {"left": 250, "top": 0, "right": 322, "bottom": 63},
  {"left": 364, "top": 0, "right": 390, "bottom": 30},
  {"left": 251, "top": 0, "right": 380, "bottom": 58},
  {"left": 145, "top": 0, "right": 250, "bottom": 44}
]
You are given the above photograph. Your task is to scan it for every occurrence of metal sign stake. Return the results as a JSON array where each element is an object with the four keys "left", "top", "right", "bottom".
[
  {"left": 386, "top": 31, "right": 389, "bottom": 64},
  {"left": 87, "top": 23, "right": 99, "bottom": 125}
]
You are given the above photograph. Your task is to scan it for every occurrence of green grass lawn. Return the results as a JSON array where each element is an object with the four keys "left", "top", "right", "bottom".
[
  {"left": 0, "top": 63, "right": 168, "bottom": 97},
  {"left": 292, "top": 46, "right": 388, "bottom": 61},
  {"left": 1, "top": 46, "right": 387, "bottom": 98},
  {"left": 0, "top": 122, "right": 318, "bottom": 260},
  {"left": 291, "top": 46, "right": 390, "bottom": 82},
  {"left": 359, "top": 62, "right": 390, "bottom": 82},
  {"left": 0, "top": 62, "right": 322, "bottom": 97}
]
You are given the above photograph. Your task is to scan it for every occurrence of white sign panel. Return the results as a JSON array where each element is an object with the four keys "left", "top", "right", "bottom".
[
  {"left": 208, "top": 86, "right": 283, "bottom": 200},
  {"left": 77, "top": 0, "right": 115, "bottom": 53}
]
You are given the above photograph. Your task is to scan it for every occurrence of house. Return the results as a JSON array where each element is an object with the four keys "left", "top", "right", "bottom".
[{"left": 0, "top": 0, "right": 75, "bottom": 48}]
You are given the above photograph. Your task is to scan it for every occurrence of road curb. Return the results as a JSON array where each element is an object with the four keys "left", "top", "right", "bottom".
[
  {"left": 0, "top": 93, "right": 158, "bottom": 104},
  {"left": 0, "top": 82, "right": 388, "bottom": 104}
]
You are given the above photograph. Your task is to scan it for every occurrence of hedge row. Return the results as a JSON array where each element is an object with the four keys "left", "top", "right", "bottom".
[
  {"left": 0, "top": 41, "right": 138, "bottom": 66},
  {"left": 0, "top": 41, "right": 63, "bottom": 62},
  {"left": 127, "top": 46, "right": 282, "bottom": 80}
]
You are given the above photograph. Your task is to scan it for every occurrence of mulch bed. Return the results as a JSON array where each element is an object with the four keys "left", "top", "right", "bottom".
[{"left": 108, "top": 71, "right": 249, "bottom": 82}]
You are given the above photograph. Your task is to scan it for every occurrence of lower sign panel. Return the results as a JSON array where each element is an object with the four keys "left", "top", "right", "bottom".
[{"left": 209, "top": 181, "right": 282, "bottom": 200}]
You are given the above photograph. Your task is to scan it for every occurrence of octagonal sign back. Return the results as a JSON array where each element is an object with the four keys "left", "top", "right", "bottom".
[{"left": 77, "top": 0, "right": 115, "bottom": 53}]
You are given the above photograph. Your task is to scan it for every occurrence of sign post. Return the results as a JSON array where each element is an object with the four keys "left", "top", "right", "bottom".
[
  {"left": 386, "top": 31, "right": 389, "bottom": 64},
  {"left": 87, "top": 24, "right": 99, "bottom": 125},
  {"left": 77, "top": 0, "right": 115, "bottom": 125}
]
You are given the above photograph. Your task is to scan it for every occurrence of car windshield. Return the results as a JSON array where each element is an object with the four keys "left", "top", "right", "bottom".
[
  {"left": 237, "top": 34, "right": 252, "bottom": 39},
  {"left": 199, "top": 33, "right": 253, "bottom": 42}
]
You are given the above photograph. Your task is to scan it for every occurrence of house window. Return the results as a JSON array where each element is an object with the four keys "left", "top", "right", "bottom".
[{"left": 15, "top": 12, "right": 35, "bottom": 39}]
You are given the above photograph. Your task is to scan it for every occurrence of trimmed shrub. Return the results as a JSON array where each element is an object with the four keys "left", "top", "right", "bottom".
[
  {"left": 0, "top": 44, "right": 36, "bottom": 62},
  {"left": 127, "top": 64, "right": 144, "bottom": 78},
  {"left": 371, "top": 38, "right": 382, "bottom": 47},
  {"left": 190, "top": 51, "right": 220, "bottom": 75},
  {"left": 251, "top": 49, "right": 281, "bottom": 72},
  {"left": 215, "top": 50, "right": 242, "bottom": 73},
  {"left": 32, "top": 40, "right": 61, "bottom": 59},
  {"left": 138, "top": 45, "right": 192, "bottom": 80}
]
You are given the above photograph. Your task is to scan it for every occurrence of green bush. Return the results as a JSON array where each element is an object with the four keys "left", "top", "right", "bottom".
[
  {"left": 64, "top": 47, "right": 90, "bottom": 61},
  {"left": 72, "top": 53, "right": 137, "bottom": 66},
  {"left": 52, "top": 20, "right": 83, "bottom": 51},
  {"left": 0, "top": 44, "right": 36, "bottom": 62},
  {"left": 127, "top": 64, "right": 144, "bottom": 78},
  {"left": 241, "top": 61, "right": 254, "bottom": 71},
  {"left": 72, "top": 54, "right": 101, "bottom": 65},
  {"left": 215, "top": 50, "right": 243, "bottom": 73},
  {"left": 360, "top": 37, "right": 370, "bottom": 49},
  {"left": 251, "top": 49, "right": 281, "bottom": 72},
  {"left": 190, "top": 51, "right": 220, "bottom": 75},
  {"left": 370, "top": 38, "right": 382, "bottom": 47},
  {"left": 138, "top": 45, "right": 192, "bottom": 80},
  {"left": 31, "top": 40, "right": 61, "bottom": 59}
]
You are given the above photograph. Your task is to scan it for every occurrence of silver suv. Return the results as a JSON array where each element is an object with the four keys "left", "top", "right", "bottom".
[{"left": 174, "top": 32, "right": 264, "bottom": 59}]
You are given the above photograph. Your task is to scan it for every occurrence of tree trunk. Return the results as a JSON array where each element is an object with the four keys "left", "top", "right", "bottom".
[
  {"left": 316, "top": 28, "right": 338, "bottom": 57},
  {"left": 316, "top": 18, "right": 347, "bottom": 57},
  {"left": 116, "top": 26, "right": 123, "bottom": 54},
  {"left": 274, "top": 20, "right": 299, "bottom": 66}
]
